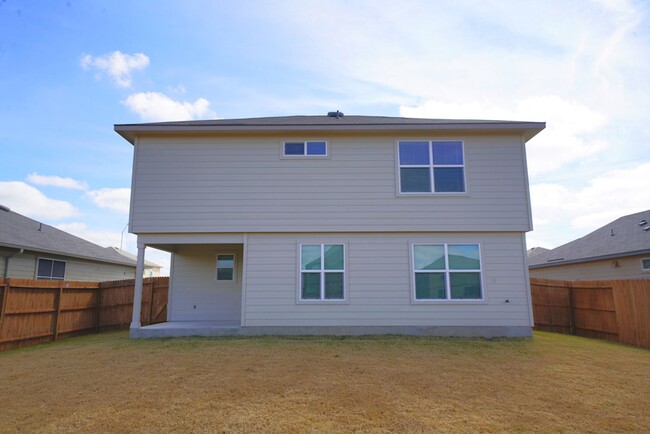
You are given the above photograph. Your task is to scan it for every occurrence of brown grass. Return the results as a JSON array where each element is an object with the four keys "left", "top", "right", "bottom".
[{"left": 0, "top": 331, "right": 648, "bottom": 433}]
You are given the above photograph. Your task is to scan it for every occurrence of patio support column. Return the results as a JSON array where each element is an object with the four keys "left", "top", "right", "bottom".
[{"left": 130, "top": 240, "right": 146, "bottom": 330}]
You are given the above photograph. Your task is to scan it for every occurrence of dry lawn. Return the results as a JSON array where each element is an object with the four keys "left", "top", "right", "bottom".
[{"left": 0, "top": 331, "right": 648, "bottom": 433}]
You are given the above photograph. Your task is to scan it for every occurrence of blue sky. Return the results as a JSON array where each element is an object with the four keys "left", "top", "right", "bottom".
[{"left": 1, "top": 0, "right": 649, "bottom": 274}]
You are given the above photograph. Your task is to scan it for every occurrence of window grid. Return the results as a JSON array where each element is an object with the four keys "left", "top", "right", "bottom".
[
  {"left": 283, "top": 141, "right": 328, "bottom": 157},
  {"left": 398, "top": 140, "right": 465, "bottom": 193},
  {"left": 36, "top": 258, "right": 66, "bottom": 281},
  {"left": 300, "top": 244, "right": 345, "bottom": 301},
  {"left": 216, "top": 253, "right": 236, "bottom": 282},
  {"left": 642, "top": 258, "right": 650, "bottom": 271},
  {"left": 412, "top": 243, "right": 483, "bottom": 301}
]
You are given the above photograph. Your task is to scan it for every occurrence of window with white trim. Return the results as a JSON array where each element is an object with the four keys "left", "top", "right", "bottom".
[
  {"left": 216, "top": 253, "right": 235, "bottom": 282},
  {"left": 300, "top": 244, "right": 345, "bottom": 300},
  {"left": 37, "top": 258, "right": 66, "bottom": 280},
  {"left": 412, "top": 244, "right": 482, "bottom": 300},
  {"left": 398, "top": 140, "right": 465, "bottom": 193},
  {"left": 284, "top": 141, "right": 327, "bottom": 157},
  {"left": 642, "top": 258, "right": 650, "bottom": 271}
]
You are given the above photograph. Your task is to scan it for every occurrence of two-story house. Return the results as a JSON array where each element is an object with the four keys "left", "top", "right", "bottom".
[{"left": 115, "top": 114, "right": 545, "bottom": 338}]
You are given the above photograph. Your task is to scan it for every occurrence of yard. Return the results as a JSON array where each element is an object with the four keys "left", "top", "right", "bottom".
[{"left": 1, "top": 332, "right": 648, "bottom": 433}]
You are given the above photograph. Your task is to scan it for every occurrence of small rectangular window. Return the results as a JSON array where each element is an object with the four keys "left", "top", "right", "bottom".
[
  {"left": 36, "top": 258, "right": 66, "bottom": 280},
  {"left": 642, "top": 258, "right": 650, "bottom": 271},
  {"left": 300, "top": 244, "right": 345, "bottom": 301},
  {"left": 398, "top": 140, "right": 465, "bottom": 193},
  {"left": 283, "top": 141, "right": 328, "bottom": 157},
  {"left": 216, "top": 253, "right": 235, "bottom": 282},
  {"left": 412, "top": 244, "right": 482, "bottom": 301}
]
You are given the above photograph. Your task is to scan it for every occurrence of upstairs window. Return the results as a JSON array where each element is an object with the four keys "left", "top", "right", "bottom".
[
  {"left": 284, "top": 141, "right": 327, "bottom": 157},
  {"left": 398, "top": 140, "right": 465, "bottom": 193},
  {"left": 300, "top": 244, "right": 345, "bottom": 301},
  {"left": 37, "top": 258, "right": 66, "bottom": 280},
  {"left": 412, "top": 244, "right": 483, "bottom": 301}
]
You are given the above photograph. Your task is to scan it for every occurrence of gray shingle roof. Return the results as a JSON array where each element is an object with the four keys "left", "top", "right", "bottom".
[
  {"left": 115, "top": 114, "right": 545, "bottom": 144},
  {"left": 529, "top": 210, "right": 650, "bottom": 268},
  {"left": 0, "top": 207, "right": 136, "bottom": 267}
]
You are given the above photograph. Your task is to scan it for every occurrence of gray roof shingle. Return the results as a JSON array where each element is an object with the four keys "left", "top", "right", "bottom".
[
  {"left": 115, "top": 114, "right": 545, "bottom": 144},
  {"left": 0, "top": 207, "right": 136, "bottom": 267},
  {"left": 529, "top": 210, "right": 650, "bottom": 268}
]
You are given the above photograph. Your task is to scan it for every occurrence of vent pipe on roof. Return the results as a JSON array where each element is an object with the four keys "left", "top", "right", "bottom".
[{"left": 327, "top": 110, "right": 344, "bottom": 118}]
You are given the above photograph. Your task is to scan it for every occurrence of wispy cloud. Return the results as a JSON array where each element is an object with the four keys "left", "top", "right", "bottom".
[
  {"left": 123, "top": 91, "right": 216, "bottom": 121},
  {"left": 80, "top": 51, "right": 150, "bottom": 88},
  {"left": 26, "top": 173, "right": 88, "bottom": 190},
  {"left": 0, "top": 182, "right": 79, "bottom": 220},
  {"left": 85, "top": 188, "right": 131, "bottom": 214},
  {"left": 400, "top": 96, "right": 608, "bottom": 176}
]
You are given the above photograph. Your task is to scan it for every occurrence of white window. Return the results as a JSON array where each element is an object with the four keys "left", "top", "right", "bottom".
[
  {"left": 412, "top": 244, "right": 483, "bottom": 301},
  {"left": 283, "top": 141, "right": 327, "bottom": 157},
  {"left": 37, "top": 258, "right": 66, "bottom": 280},
  {"left": 642, "top": 258, "right": 650, "bottom": 271},
  {"left": 300, "top": 244, "right": 345, "bottom": 300},
  {"left": 216, "top": 253, "right": 236, "bottom": 282},
  {"left": 398, "top": 140, "right": 465, "bottom": 193}
]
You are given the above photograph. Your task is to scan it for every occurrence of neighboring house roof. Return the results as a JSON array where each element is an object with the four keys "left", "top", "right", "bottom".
[
  {"left": 527, "top": 247, "right": 550, "bottom": 259},
  {"left": 106, "top": 247, "right": 162, "bottom": 269},
  {"left": 529, "top": 210, "right": 650, "bottom": 268},
  {"left": 115, "top": 114, "right": 546, "bottom": 144},
  {"left": 0, "top": 206, "right": 136, "bottom": 267}
]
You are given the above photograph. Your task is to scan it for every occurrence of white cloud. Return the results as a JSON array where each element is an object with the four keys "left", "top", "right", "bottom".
[
  {"left": 0, "top": 182, "right": 79, "bottom": 220},
  {"left": 26, "top": 172, "right": 88, "bottom": 190},
  {"left": 400, "top": 96, "right": 608, "bottom": 176},
  {"left": 528, "top": 161, "right": 650, "bottom": 248},
  {"left": 80, "top": 51, "right": 150, "bottom": 88},
  {"left": 123, "top": 92, "right": 216, "bottom": 121},
  {"left": 55, "top": 222, "right": 128, "bottom": 249},
  {"left": 86, "top": 188, "right": 131, "bottom": 214}
]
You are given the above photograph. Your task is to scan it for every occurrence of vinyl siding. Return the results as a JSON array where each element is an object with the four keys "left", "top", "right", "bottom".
[
  {"left": 241, "top": 232, "right": 532, "bottom": 327},
  {"left": 529, "top": 254, "right": 650, "bottom": 280},
  {"left": 0, "top": 251, "right": 135, "bottom": 281},
  {"left": 130, "top": 133, "right": 531, "bottom": 233},
  {"left": 169, "top": 244, "right": 242, "bottom": 324}
]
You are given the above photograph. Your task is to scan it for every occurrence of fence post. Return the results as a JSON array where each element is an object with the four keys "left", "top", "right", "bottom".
[
  {"left": 95, "top": 284, "right": 102, "bottom": 333},
  {"left": 0, "top": 279, "right": 9, "bottom": 341},
  {"left": 148, "top": 279, "right": 156, "bottom": 324},
  {"left": 52, "top": 281, "right": 64, "bottom": 341},
  {"left": 567, "top": 282, "right": 575, "bottom": 335}
]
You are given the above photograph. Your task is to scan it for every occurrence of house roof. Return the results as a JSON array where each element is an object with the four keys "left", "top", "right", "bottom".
[
  {"left": 105, "top": 247, "right": 162, "bottom": 269},
  {"left": 115, "top": 114, "right": 546, "bottom": 144},
  {"left": 529, "top": 210, "right": 650, "bottom": 268},
  {"left": 0, "top": 206, "right": 136, "bottom": 267},
  {"left": 527, "top": 247, "right": 550, "bottom": 259}
]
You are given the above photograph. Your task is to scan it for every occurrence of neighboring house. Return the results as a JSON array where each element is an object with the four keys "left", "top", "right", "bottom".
[
  {"left": 529, "top": 210, "right": 650, "bottom": 280},
  {"left": 0, "top": 206, "right": 138, "bottom": 281},
  {"left": 527, "top": 247, "right": 550, "bottom": 259},
  {"left": 115, "top": 114, "right": 545, "bottom": 338},
  {"left": 106, "top": 247, "right": 162, "bottom": 278}
]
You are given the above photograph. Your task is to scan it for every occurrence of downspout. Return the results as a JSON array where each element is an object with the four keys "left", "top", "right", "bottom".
[{"left": 3, "top": 248, "right": 24, "bottom": 279}]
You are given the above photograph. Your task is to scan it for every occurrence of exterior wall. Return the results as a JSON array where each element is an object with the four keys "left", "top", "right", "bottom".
[
  {"left": 130, "top": 133, "right": 531, "bottom": 234},
  {"left": 529, "top": 254, "right": 650, "bottom": 281},
  {"left": 169, "top": 244, "right": 243, "bottom": 324},
  {"left": 242, "top": 232, "right": 532, "bottom": 329},
  {"left": 0, "top": 250, "right": 136, "bottom": 281}
]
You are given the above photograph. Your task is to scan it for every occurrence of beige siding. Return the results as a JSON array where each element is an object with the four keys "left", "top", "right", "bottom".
[
  {"left": 242, "top": 232, "right": 532, "bottom": 327},
  {"left": 130, "top": 133, "right": 531, "bottom": 234},
  {"left": 1, "top": 251, "right": 135, "bottom": 281},
  {"left": 529, "top": 254, "right": 650, "bottom": 281},
  {"left": 169, "top": 244, "right": 242, "bottom": 324}
]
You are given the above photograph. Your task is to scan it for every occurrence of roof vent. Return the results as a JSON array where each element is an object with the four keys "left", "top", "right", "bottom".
[
  {"left": 0, "top": 204, "right": 10, "bottom": 212},
  {"left": 327, "top": 110, "right": 344, "bottom": 118},
  {"left": 639, "top": 219, "right": 648, "bottom": 226},
  {"left": 644, "top": 226, "right": 650, "bottom": 232}
]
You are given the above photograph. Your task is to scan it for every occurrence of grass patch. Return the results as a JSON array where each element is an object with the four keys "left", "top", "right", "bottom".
[{"left": 1, "top": 331, "right": 648, "bottom": 433}]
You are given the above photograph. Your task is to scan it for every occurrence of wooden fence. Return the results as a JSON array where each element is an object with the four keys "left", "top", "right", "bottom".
[
  {"left": 0, "top": 277, "right": 168, "bottom": 351},
  {"left": 531, "top": 277, "right": 650, "bottom": 349}
]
